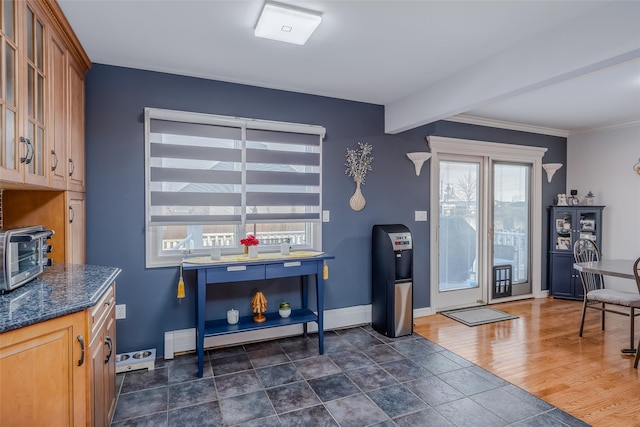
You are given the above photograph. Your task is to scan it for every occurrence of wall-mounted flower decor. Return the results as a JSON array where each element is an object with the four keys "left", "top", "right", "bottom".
[{"left": 345, "top": 142, "right": 373, "bottom": 211}]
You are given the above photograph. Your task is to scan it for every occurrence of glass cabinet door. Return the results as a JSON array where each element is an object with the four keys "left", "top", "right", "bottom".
[
  {"left": 552, "top": 209, "right": 573, "bottom": 252},
  {"left": 0, "top": 0, "right": 19, "bottom": 181},
  {"left": 577, "top": 210, "right": 599, "bottom": 244},
  {"left": 24, "top": 3, "right": 46, "bottom": 184}
]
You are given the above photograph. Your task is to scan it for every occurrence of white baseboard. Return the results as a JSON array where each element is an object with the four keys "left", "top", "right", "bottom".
[{"left": 163, "top": 304, "right": 432, "bottom": 357}]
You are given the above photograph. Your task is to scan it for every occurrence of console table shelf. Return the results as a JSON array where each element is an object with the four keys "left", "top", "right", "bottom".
[
  {"left": 204, "top": 308, "right": 318, "bottom": 336},
  {"left": 183, "top": 252, "right": 334, "bottom": 377}
]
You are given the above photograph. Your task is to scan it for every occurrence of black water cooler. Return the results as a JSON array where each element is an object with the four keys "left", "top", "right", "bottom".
[{"left": 372, "top": 224, "right": 413, "bottom": 338}]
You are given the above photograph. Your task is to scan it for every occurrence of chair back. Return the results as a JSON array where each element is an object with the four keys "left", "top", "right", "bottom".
[
  {"left": 634, "top": 257, "right": 640, "bottom": 294},
  {"left": 573, "top": 238, "right": 604, "bottom": 295}
]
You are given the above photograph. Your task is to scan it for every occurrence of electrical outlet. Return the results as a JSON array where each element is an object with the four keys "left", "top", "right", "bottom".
[
  {"left": 115, "top": 304, "right": 126, "bottom": 320},
  {"left": 322, "top": 210, "right": 330, "bottom": 222}
]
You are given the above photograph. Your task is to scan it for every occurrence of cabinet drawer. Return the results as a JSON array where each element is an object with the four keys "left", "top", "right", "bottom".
[
  {"left": 90, "top": 284, "right": 115, "bottom": 336},
  {"left": 266, "top": 261, "right": 318, "bottom": 279},
  {"left": 206, "top": 265, "right": 266, "bottom": 283}
]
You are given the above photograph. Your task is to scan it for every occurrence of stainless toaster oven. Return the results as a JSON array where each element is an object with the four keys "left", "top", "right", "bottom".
[{"left": 0, "top": 225, "right": 54, "bottom": 293}]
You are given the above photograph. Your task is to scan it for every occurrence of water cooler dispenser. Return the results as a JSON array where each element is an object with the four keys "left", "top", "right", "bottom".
[{"left": 372, "top": 224, "right": 413, "bottom": 338}]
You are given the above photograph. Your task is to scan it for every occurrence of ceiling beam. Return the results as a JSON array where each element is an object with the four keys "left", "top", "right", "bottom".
[{"left": 384, "top": 3, "right": 640, "bottom": 134}]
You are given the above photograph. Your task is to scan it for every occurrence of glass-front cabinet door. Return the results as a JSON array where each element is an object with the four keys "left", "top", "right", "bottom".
[
  {"left": 23, "top": 2, "right": 47, "bottom": 186},
  {"left": 0, "top": 0, "right": 48, "bottom": 186},
  {"left": 0, "top": 0, "right": 19, "bottom": 182},
  {"left": 550, "top": 207, "right": 603, "bottom": 254},
  {"left": 551, "top": 208, "right": 574, "bottom": 252}
]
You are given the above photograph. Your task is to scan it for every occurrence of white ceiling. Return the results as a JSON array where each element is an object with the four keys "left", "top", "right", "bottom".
[{"left": 58, "top": 0, "right": 640, "bottom": 137}]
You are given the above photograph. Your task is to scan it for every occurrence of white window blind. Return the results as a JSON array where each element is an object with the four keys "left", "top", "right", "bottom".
[{"left": 145, "top": 108, "right": 325, "bottom": 228}]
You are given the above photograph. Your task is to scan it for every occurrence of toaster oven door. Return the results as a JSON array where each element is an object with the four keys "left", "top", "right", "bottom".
[{"left": 4, "top": 229, "right": 52, "bottom": 291}]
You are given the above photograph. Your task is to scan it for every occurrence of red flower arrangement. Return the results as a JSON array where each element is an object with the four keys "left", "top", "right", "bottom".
[{"left": 240, "top": 234, "right": 260, "bottom": 246}]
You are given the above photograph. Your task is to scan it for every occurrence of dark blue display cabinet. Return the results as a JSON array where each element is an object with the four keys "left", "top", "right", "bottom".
[{"left": 548, "top": 206, "right": 604, "bottom": 300}]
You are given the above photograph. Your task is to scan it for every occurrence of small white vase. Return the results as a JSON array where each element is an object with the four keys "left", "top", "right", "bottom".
[
  {"left": 248, "top": 246, "right": 258, "bottom": 258},
  {"left": 279, "top": 308, "right": 291, "bottom": 318},
  {"left": 349, "top": 181, "right": 366, "bottom": 211}
]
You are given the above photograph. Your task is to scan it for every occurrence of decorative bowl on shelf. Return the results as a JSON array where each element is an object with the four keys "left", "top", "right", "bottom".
[{"left": 279, "top": 302, "right": 291, "bottom": 318}]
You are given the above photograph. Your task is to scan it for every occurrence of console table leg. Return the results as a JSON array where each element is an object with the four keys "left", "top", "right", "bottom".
[
  {"left": 197, "top": 271, "right": 206, "bottom": 378},
  {"left": 317, "top": 266, "right": 324, "bottom": 355},
  {"left": 302, "top": 276, "right": 309, "bottom": 338}
]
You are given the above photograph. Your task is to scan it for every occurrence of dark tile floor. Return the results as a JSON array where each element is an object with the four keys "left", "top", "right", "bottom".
[{"left": 111, "top": 326, "right": 589, "bottom": 427}]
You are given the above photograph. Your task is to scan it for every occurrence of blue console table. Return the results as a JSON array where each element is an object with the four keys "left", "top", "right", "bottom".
[{"left": 183, "top": 252, "right": 334, "bottom": 377}]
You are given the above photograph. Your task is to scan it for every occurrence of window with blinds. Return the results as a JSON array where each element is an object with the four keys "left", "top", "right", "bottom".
[{"left": 144, "top": 108, "right": 325, "bottom": 267}]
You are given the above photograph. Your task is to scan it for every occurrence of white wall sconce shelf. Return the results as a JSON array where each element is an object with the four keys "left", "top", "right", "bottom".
[
  {"left": 542, "top": 163, "right": 563, "bottom": 183},
  {"left": 406, "top": 152, "right": 432, "bottom": 176}
]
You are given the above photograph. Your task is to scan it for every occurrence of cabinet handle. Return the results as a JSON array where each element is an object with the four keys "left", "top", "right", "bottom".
[
  {"left": 51, "top": 149, "right": 58, "bottom": 171},
  {"left": 77, "top": 335, "right": 85, "bottom": 366},
  {"left": 68, "top": 158, "right": 75, "bottom": 177},
  {"left": 104, "top": 336, "right": 113, "bottom": 364},
  {"left": 19, "top": 137, "right": 33, "bottom": 164},
  {"left": 69, "top": 205, "right": 74, "bottom": 224}
]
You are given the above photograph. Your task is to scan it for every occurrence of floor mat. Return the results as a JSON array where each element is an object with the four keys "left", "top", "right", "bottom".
[{"left": 441, "top": 306, "right": 518, "bottom": 326}]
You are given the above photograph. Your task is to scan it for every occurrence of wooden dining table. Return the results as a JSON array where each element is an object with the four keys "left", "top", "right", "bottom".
[{"left": 573, "top": 259, "right": 639, "bottom": 354}]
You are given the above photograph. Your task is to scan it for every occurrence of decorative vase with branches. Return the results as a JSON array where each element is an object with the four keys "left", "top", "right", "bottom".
[{"left": 345, "top": 142, "right": 373, "bottom": 211}]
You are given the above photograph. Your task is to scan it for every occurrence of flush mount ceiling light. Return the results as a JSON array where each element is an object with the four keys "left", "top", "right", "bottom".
[{"left": 255, "top": 2, "right": 322, "bottom": 45}]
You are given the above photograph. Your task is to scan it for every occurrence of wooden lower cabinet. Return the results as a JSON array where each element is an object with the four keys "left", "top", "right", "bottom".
[
  {"left": 0, "top": 283, "right": 116, "bottom": 426},
  {"left": 0, "top": 311, "right": 88, "bottom": 426},
  {"left": 89, "top": 284, "right": 117, "bottom": 427}
]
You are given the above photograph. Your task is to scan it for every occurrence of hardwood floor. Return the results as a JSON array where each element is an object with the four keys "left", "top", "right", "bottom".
[{"left": 414, "top": 297, "right": 640, "bottom": 427}]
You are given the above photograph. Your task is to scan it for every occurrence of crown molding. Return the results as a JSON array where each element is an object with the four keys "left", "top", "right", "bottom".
[{"left": 445, "top": 114, "right": 569, "bottom": 138}]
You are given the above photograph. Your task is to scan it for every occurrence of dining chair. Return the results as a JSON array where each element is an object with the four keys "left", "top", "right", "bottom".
[
  {"left": 634, "top": 257, "right": 640, "bottom": 368},
  {"left": 573, "top": 239, "right": 640, "bottom": 352}
]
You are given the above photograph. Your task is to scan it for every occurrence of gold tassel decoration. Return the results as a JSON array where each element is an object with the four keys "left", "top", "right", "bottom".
[
  {"left": 323, "top": 261, "right": 329, "bottom": 280},
  {"left": 177, "top": 263, "right": 185, "bottom": 301}
]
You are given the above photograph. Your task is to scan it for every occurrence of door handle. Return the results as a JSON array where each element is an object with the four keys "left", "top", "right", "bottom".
[
  {"left": 77, "top": 335, "right": 85, "bottom": 366},
  {"left": 51, "top": 149, "right": 58, "bottom": 171},
  {"left": 104, "top": 336, "right": 113, "bottom": 364},
  {"left": 20, "top": 137, "right": 33, "bottom": 164}
]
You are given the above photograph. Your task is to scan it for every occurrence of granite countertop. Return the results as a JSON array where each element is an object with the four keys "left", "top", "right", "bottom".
[{"left": 0, "top": 263, "right": 122, "bottom": 334}]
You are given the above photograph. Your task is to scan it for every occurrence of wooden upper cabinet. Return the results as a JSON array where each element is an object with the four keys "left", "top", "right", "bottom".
[
  {"left": 22, "top": 2, "right": 48, "bottom": 187},
  {"left": 49, "top": 30, "right": 68, "bottom": 189},
  {"left": 68, "top": 55, "right": 85, "bottom": 192},
  {"left": 0, "top": 0, "right": 22, "bottom": 183},
  {"left": 0, "top": 0, "right": 89, "bottom": 189}
]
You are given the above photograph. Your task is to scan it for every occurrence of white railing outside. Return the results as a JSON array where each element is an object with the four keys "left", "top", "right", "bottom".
[
  {"left": 163, "top": 231, "right": 306, "bottom": 251},
  {"left": 494, "top": 230, "right": 527, "bottom": 282}
]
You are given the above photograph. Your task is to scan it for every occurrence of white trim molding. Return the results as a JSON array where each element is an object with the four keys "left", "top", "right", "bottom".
[
  {"left": 427, "top": 136, "right": 547, "bottom": 312},
  {"left": 164, "top": 304, "right": 433, "bottom": 357}
]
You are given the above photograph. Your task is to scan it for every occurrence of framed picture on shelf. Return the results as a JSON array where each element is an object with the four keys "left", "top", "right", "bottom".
[
  {"left": 555, "top": 219, "right": 565, "bottom": 231},
  {"left": 557, "top": 237, "right": 571, "bottom": 250},
  {"left": 580, "top": 219, "right": 595, "bottom": 231},
  {"left": 580, "top": 232, "right": 596, "bottom": 241}
]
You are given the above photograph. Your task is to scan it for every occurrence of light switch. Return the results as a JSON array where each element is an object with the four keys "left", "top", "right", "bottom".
[
  {"left": 322, "top": 210, "right": 330, "bottom": 222},
  {"left": 415, "top": 211, "right": 428, "bottom": 221}
]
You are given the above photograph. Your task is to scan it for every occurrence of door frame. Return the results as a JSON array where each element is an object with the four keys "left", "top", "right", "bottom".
[{"left": 427, "top": 136, "right": 547, "bottom": 312}]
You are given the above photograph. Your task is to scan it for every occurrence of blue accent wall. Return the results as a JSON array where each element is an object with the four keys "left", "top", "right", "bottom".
[{"left": 85, "top": 64, "right": 566, "bottom": 356}]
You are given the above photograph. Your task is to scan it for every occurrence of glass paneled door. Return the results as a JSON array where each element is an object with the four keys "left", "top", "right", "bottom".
[
  {"left": 492, "top": 163, "right": 531, "bottom": 299},
  {"left": 436, "top": 157, "right": 484, "bottom": 309},
  {"left": 435, "top": 158, "right": 533, "bottom": 310}
]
